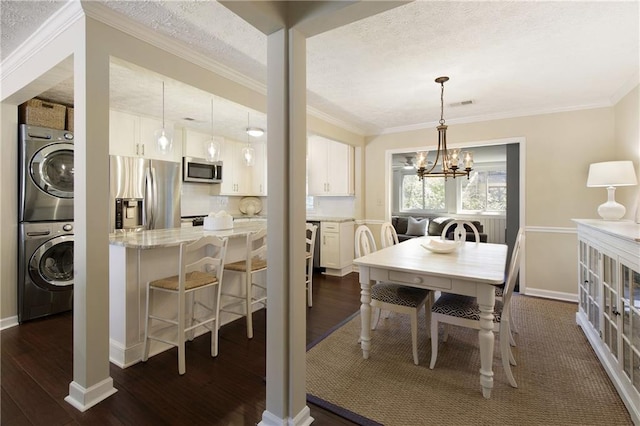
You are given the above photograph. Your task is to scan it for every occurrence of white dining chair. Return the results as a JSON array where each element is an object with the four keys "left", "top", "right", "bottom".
[
  {"left": 142, "top": 235, "right": 228, "bottom": 375},
  {"left": 355, "top": 224, "right": 432, "bottom": 365},
  {"left": 441, "top": 219, "right": 480, "bottom": 243},
  {"left": 305, "top": 223, "right": 318, "bottom": 307},
  {"left": 429, "top": 228, "right": 524, "bottom": 388}
]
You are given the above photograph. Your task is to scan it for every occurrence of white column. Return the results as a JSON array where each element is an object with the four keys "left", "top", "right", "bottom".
[
  {"left": 261, "top": 27, "right": 311, "bottom": 426},
  {"left": 64, "top": 17, "right": 116, "bottom": 411}
]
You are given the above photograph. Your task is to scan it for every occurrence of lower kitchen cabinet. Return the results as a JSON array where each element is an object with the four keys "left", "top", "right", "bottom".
[
  {"left": 574, "top": 219, "right": 640, "bottom": 424},
  {"left": 320, "top": 221, "right": 355, "bottom": 277}
]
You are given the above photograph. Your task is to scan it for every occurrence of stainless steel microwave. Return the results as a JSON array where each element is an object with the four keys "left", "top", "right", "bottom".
[{"left": 182, "top": 157, "right": 223, "bottom": 183}]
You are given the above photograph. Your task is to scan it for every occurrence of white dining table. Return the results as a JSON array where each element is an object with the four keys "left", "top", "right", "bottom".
[{"left": 352, "top": 236, "right": 508, "bottom": 398}]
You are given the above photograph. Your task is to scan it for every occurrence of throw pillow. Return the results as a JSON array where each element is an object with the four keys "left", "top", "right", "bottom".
[{"left": 406, "top": 217, "right": 427, "bottom": 236}]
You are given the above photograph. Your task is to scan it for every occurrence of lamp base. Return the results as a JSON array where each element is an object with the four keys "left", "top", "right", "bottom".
[{"left": 597, "top": 186, "right": 626, "bottom": 220}]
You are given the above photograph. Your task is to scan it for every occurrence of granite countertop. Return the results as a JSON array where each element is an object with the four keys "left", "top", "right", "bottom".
[
  {"left": 306, "top": 216, "right": 355, "bottom": 223},
  {"left": 109, "top": 221, "right": 266, "bottom": 249}
]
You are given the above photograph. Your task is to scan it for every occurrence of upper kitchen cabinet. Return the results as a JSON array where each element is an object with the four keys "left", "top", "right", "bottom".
[
  {"left": 109, "top": 109, "right": 181, "bottom": 162},
  {"left": 307, "top": 136, "right": 354, "bottom": 196},
  {"left": 183, "top": 128, "right": 212, "bottom": 159},
  {"left": 251, "top": 141, "right": 267, "bottom": 196}
]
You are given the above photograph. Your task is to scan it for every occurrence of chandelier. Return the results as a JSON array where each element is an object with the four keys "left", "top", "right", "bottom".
[{"left": 416, "top": 76, "right": 473, "bottom": 180}]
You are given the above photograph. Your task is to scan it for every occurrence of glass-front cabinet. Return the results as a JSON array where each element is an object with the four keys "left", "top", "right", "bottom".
[{"left": 574, "top": 219, "right": 640, "bottom": 424}]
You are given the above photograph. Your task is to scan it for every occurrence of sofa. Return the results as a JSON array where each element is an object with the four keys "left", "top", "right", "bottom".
[{"left": 391, "top": 215, "right": 488, "bottom": 243}]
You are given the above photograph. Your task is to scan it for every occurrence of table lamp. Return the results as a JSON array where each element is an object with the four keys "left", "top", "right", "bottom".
[{"left": 587, "top": 160, "right": 638, "bottom": 220}]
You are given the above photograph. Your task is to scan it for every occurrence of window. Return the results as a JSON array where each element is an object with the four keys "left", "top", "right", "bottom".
[
  {"left": 393, "top": 145, "right": 507, "bottom": 215},
  {"left": 459, "top": 169, "right": 507, "bottom": 213},
  {"left": 400, "top": 174, "right": 445, "bottom": 211}
]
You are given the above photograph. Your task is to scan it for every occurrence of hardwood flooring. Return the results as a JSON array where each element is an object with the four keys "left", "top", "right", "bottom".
[{"left": 1, "top": 272, "right": 362, "bottom": 425}]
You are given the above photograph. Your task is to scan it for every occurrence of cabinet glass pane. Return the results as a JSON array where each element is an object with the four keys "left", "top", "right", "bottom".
[
  {"left": 604, "top": 321, "right": 612, "bottom": 350},
  {"left": 612, "top": 326, "right": 618, "bottom": 358},
  {"left": 634, "top": 308, "right": 640, "bottom": 349},
  {"left": 589, "top": 247, "right": 598, "bottom": 271},
  {"left": 624, "top": 305, "right": 631, "bottom": 338},
  {"left": 631, "top": 266, "right": 640, "bottom": 309},
  {"left": 624, "top": 341, "right": 632, "bottom": 378},
  {"left": 634, "top": 349, "right": 640, "bottom": 391},
  {"left": 603, "top": 255, "right": 615, "bottom": 286},
  {"left": 624, "top": 265, "right": 631, "bottom": 302},
  {"left": 604, "top": 288, "right": 611, "bottom": 316}
]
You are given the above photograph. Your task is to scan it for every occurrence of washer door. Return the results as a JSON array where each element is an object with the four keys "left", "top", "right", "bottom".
[
  {"left": 28, "top": 235, "right": 74, "bottom": 290},
  {"left": 30, "top": 143, "right": 74, "bottom": 198}
]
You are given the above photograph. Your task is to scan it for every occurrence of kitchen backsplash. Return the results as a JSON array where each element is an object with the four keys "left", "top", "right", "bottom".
[
  {"left": 181, "top": 182, "right": 355, "bottom": 218},
  {"left": 181, "top": 183, "right": 268, "bottom": 217}
]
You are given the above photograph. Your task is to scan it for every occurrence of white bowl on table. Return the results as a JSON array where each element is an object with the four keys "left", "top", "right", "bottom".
[{"left": 421, "top": 238, "right": 460, "bottom": 254}]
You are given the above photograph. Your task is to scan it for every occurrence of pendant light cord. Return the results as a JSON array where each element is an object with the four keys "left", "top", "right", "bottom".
[{"left": 162, "top": 81, "right": 166, "bottom": 128}]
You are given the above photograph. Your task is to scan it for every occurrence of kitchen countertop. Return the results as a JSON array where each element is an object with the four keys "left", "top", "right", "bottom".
[
  {"left": 109, "top": 221, "right": 266, "bottom": 249},
  {"left": 306, "top": 216, "right": 355, "bottom": 223}
]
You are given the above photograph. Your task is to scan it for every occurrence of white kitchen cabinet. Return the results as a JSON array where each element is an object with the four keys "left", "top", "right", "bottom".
[
  {"left": 308, "top": 136, "right": 354, "bottom": 196},
  {"left": 183, "top": 128, "right": 215, "bottom": 159},
  {"left": 219, "top": 140, "right": 267, "bottom": 196},
  {"left": 320, "top": 220, "right": 354, "bottom": 276},
  {"left": 220, "top": 140, "right": 251, "bottom": 195},
  {"left": 574, "top": 219, "right": 640, "bottom": 424},
  {"left": 109, "top": 109, "right": 180, "bottom": 162},
  {"left": 251, "top": 141, "right": 267, "bottom": 196}
]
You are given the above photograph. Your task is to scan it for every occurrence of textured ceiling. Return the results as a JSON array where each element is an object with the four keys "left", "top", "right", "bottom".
[{"left": 1, "top": 0, "right": 638, "bottom": 139}]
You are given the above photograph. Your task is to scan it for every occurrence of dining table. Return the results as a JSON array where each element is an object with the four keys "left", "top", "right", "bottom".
[{"left": 352, "top": 235, "right": 508, "bottom": 398}]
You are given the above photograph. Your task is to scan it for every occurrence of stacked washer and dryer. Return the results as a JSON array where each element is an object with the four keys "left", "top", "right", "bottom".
[{"left": 18, "top": 124, "right": 74, "bottom": 323}]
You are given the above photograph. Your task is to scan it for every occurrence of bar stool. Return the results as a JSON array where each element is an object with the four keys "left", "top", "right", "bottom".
[
  {"left": 142, "top": 235, "right": 228, "bottom": 375},
  {"left": 306, "top": 223, "right": 318, "bottom": 307},
  {"left": 221, "top": 229, "right": 267, "bottom": 339}
]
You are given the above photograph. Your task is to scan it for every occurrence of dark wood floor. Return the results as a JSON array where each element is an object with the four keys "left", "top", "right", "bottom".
[{"left": 1, "top": 272, "right": 362, "bottom": 426}]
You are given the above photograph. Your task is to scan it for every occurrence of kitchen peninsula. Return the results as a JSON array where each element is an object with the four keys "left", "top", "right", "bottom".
[{"left": 108, "top": 221, "right": 266, "bottom": 368}]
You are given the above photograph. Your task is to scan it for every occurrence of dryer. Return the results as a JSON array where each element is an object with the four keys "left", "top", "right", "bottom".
[
  {"left": 19, "top": 124, "right": 74, "bottom": 222},
  {"left": 18, "top": 221, "right": 74, "bottom": 323}
]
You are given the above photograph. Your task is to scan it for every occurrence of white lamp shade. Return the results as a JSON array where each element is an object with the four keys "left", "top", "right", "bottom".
[
  {"left": 155, "top": 128, "right": 173, "bottom": 155},
  {"left": 587, "top": 161, "right": 638, "bottom": 187},
  {"left": 204, "top": 136, "right": 223, "bottom": 162}
]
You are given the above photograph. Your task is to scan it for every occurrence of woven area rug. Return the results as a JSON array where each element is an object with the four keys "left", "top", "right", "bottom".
[{"left": 306, "top": 295, "right": 632, "bottom": 425}]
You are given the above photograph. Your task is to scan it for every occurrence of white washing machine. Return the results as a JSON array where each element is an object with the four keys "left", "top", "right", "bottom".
[
  {"left": 18, "top": 221, "right": 74, "bottom": 323},
  {"left": 19, "top": 124, "right": 74, "bottom": 222}
]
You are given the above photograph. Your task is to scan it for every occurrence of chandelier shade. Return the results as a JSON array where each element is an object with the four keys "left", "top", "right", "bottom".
[{"left": 416, "top": 76, "right": 472, "bottom": 180}]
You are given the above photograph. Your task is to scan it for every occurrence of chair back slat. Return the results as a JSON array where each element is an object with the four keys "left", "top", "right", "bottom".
[
  {"left": 180, "top": 235, "right": 228, "bottom": 291},
  {"left": 306, "top": 223, "right": 318, "bottom": 255},
  {"left": 501, "top": 228, "right": 524, "bottom": 319},
  {"left": 246, "top": 228, "right": 267, "bottom": 270},
  {"left": 380, "top": 222, "right": 399, "bottom": 248}
]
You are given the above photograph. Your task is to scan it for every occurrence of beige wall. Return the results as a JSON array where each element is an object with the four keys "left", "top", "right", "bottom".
[
  {"left": 364, "top": 107, "right": 618, "bottom": 300},
  {"left": 614, "top": 85, "right": 640, "bottom": 219}
]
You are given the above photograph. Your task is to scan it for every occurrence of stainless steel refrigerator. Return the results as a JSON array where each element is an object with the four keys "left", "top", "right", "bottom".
[{"left": 109, "top": 156, "right": 181, "bottom": 233}]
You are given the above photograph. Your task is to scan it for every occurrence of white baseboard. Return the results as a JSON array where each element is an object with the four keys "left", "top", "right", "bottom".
[
  {"left": 1, "top": 316, "right": 19, "bottom": 330},
  {"left": 65, "top": 377, "right": 117, "bottom": 412},
  {"left": 522, "top": 287, "right": 578, "bottom": 303},
  {"left": 259, "top": 406, "right": 313, "bottom": 426}
]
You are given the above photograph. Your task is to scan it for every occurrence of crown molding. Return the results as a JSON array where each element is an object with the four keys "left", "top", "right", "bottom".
[
  {"left": 80, "top": 1, "right": 267, "bottom": 96},
  {"left": 610, "top": 70, "right": 640, "bottom": 105},
  {"left": 306, "top": 105, "right": 367, "bottom": 136},
  {"left": 0, "top": 1, "right": 83, "bottom": 84},
  {"left": 378, "top": 101, "right": 612, "bottom": 136}
]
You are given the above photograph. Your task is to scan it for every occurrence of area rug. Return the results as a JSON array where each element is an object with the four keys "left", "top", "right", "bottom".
[{"left": 306, "top": 295, "right": 632, "bottom": 425}]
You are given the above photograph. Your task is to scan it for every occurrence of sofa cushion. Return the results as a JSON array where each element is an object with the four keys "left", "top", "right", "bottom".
[
  {"left": 406, "top": 216, "right": 428, "bottom": 236},
  {"left": 428, "top": 217, "right": 454, "bottom": 236},
  {"left": 394, "top": 216, "right": 409, "bottom": 235}
]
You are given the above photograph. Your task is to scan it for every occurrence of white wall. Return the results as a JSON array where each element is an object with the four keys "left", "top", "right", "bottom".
[{"left": 614, "top": 85, "right": 640, "bottom": 219}]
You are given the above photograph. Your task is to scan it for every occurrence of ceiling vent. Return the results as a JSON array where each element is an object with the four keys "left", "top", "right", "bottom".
[{"left": 449, "top": 100, "right": 474, "bottom": 107}]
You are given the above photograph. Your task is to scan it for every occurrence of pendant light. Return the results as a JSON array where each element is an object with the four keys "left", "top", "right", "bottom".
[
  {"left": 242, "top": 112, "right": 255, "bottom": 167},
  {"left": 154, "top": 81, "right": 173, "bottom": 155},
  {"left": 204, "top": 98, "right": 222, "bottom": 162}
]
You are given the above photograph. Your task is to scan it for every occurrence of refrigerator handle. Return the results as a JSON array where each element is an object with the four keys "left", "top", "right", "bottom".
[
  {"left": 151, "top": 167, "right": 159, "bottom": 228},
  {"left": 145, "top": 167, "right": 154, "bottom": 229}
]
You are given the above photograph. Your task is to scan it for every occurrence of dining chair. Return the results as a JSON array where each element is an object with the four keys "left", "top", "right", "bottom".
[
  {"left": 305, "top": 223, "right": 318, "bottom": 307},
  {"left": 429, "top": 228, "right": 524, "bottom": 388},
  {"left": 441, "top": 219, "right": 480, "bottom": 243},
  {"left": 221, "top": 228, "right": 268, "bottom": 339},
  {"left": 355, "top": 224, "right": 432, "bottom": 365},
  {"left": 142, "top": 235, "right": 228, "bottom": 375},
  {"left": 380, "top": 221, "right": 399, "bottom": 248}
]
